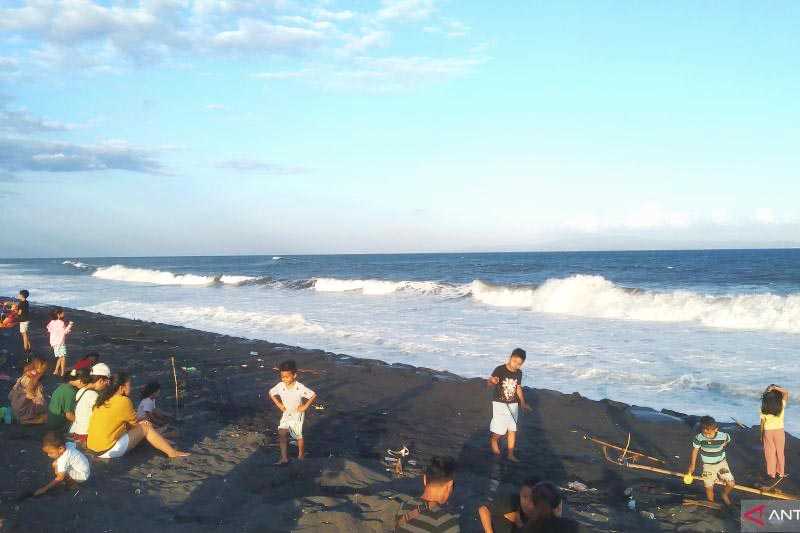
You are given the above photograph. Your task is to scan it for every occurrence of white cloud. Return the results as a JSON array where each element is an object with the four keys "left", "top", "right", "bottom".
[
  {"left": 211, "top": 20, "right": 325, "bottom": 52},
  {"left": 215, "top": 158, "right": 308, "bottom": 175},
  {"left": 313, "top": 8, "right": 355, "bottom": 22},
  {"left": 754, "top": 208, "right": 777, "bottom": 225},
  {"left": 252, "top": 70, "right": 308, "bottom": 80},
  {"left": 377, "top": 0, "right": 436, "bottom": 22},
  {"left": 206, "top": 103, "right": 226, "bottom": 110},
  {"left": 340, "top": 30, "right": 389, "bottom": 54}
]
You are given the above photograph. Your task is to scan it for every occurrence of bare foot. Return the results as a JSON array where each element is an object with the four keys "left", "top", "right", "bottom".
[
  {"left": 169, "top": 451, "right": 191, "bottom": 459},
  {"left": 274, "top": 459, "right": 289, "bottom": 466},
  {"left": 507, "top": 453, "right": 520, "bottom": 463}
]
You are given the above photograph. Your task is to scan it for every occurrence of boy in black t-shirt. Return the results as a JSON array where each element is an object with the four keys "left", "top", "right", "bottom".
[
  {"left": 488, "top": 348, "right": 531, "bottom": 462},
  {"left": 17, "top": 289, "right": 31, "bottom": 353}
]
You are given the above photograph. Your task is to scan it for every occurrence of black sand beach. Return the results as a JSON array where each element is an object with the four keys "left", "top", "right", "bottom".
[{"left": 1, "top": 304, "right": 796, "bottom": 532}]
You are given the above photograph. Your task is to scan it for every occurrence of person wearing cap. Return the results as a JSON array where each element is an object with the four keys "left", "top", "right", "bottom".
[
  {"left": 73, "top": 352, "right": 100, "bottom": 372},
  {"left": 68, "top": 363, "right": 111, "bottom": 444}
]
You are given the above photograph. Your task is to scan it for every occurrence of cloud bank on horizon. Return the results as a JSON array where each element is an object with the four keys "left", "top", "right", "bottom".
[{"left": 0, "top": 1, "right": 798, "bottom": 256}]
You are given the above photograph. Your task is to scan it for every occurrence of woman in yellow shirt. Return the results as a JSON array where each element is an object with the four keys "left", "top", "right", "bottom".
[
  {"left": 760, "top": 384, "right": 789, "bottom": 480},
  {"left": 87, "top": 372, "right": 190, "bottom": 459}
]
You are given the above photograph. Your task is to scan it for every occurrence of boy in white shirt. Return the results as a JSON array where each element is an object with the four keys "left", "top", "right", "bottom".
[
  {"left": 269, "top": 360, "right": 317, "bottom": 465},
  {"left": 35, "top": 432, "right": 91, "bottom": 496}
]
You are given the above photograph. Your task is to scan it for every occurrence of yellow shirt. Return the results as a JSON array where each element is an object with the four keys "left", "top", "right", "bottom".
[
  {"left": 760, "top": 400, "right": 786, "bottom": 431},
  {"left": 87, "top": 395, "right": 137, "bottom": 452}
]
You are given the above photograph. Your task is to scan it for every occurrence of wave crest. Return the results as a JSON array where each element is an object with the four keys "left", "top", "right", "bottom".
[{"left": 92, "top": 265, "right": 255, "bottom": 286}]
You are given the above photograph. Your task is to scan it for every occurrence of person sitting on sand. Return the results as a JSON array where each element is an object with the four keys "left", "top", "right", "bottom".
[
  {"left": 8, "top": 357, "right": 48, "bottom": 425},
  {"left": 269, "top": 360, "right": 316, "bottom": 465},
  {"left": 686, "top": 415, "right": 735, "bottom": 505},
  {"left": 87, "top": 372, "right": 189, "bottom": 459},
  {"left": 73, "top": 351, "right": 100, "bottom": 371},
  {"left": 396, "top": 456, "right": 460, "bottom": 532},
  {"left": 488, "top": 348, "right": 532, "bottom": 462},
  {"left": 761, "top": 384, "right": 789, "bottom": 481},
  {"left": 136, "top": 381, "right": 172, "bottom": 427},
  {"left": 46, "top": 368, "right": 87, "bottom": 433},
  {"left": 69, "top": 363, "right": 111, "bottom": 444},
  {"left": 522, "top": 482, "right": 581, "bottom": 532},
  {"left": 478, "top": 478, "right": 539, "bottom": 533},
  {"left": 34, "top": 431, "right": 90, "bottom": 496}
]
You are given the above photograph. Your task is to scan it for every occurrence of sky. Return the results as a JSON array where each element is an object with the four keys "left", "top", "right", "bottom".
[{"left": 0, "top": 0, "right": 799, "bottom": 257}]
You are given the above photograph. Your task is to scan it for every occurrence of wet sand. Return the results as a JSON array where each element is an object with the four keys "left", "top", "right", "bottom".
[{"left": 1, "top": 304, "right": 796, "bottom": 532}]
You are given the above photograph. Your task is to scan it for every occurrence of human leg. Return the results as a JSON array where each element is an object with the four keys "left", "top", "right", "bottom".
[{"left": 276, "top": 428, "right": 290, "bottom": 464}]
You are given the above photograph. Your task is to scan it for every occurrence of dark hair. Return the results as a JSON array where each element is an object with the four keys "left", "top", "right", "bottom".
[
  {"left": 524, "top": 516, "right": 580, "bottom": 533},
  {"left": 699, "top": 415, "right": 718, "bottom": 431},
  {"left": 522, "top": 477, "right": 541, "bottom": 491},
  {"left": 279, "top": 360, "right": 297, "bottom": 373},
  {"left": 762, "top": 389, "right": 784, "bottom": 417},
  {"left": 141, "top": 381, "right": 161, "bottom": 400},
  {"left": 95, "top": 372, "right": 131, "bottom": 409},
  {"left": 42, "top": 431, "right": 66, "bottom": 449},
  {"left": 19, "top": 289, "right": 29, "bottom": 298},
  {"left": 511, "top": 348, "right": 527, "bottom": 361},
  {"left": 65, "top": 367, "right": 90, "bottom": 384},
  {"left": 425, "top": 456, "right": 456, "bottom": 484},
  {"left": 531, "top": 481, "right": 562, "bottom": 511},
  {"left": 85, "top": 352, "right": 100, "bottom": 362},
  {"left": 49, "top": 307, "right": 65, "bottom": 321}
]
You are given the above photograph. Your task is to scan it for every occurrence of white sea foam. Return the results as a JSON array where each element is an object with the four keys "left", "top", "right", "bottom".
[
  {"left": 312, "top": 277, "right": 467, "bottom": 297},
  {"left": 92, "top": 265, "right": 253, "bottom": 286},
  {"left": 63, "top": 260, "right": 90, "bottom": 270},
  {"left": 469, "top": 275, "right": 800, "bottom": 334}
]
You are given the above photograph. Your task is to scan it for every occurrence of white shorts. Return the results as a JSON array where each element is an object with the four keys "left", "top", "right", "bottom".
[
  {"left": 278, "top": 410, "right": 305, "bottom": 440},
  {"left": 19, "top": 321, "right": 29, "bottom": 333},
  {"left": 99, "top": 433, "right": 130, "bottom": 459},
  {"left": 490, "top": 401, "right": 519, "bottom": 435}
]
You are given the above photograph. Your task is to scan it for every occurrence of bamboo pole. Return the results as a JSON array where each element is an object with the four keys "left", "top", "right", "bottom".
[
  {"left": 590, "top": 438, "right": 799, "bottom": 501},
  {"left": 583, "top": 434, "right": 665, "bottom": 464},
  {"left": 171, "top": 356, "right": 179, "bottom": 420}
]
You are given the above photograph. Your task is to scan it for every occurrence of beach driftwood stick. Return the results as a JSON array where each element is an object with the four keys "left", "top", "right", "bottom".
[
  {"left": 171, "top": 356, "right": 179, "bottom": 420},
  {"left": 583, "top": 434, "right": 665, "bottom": 464},
  {"left": 271, "top": 367, "right": 326, "bottom": 375},
  {"left": 596, "top": 440, "right": 799, "bottom": 501}
]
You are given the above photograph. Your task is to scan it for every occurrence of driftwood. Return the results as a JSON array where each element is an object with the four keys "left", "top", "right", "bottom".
[
  {"left": 171, "top": 356, "right": 179, "bottom": 420},
  {"left": 585, "top": 433, "right": 799, "bottom": 501},
  {"left": 584, "top": 434, "right": 665, "bottom": 464}
]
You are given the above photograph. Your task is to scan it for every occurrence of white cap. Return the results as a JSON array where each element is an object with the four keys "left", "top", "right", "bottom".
[{"left": 90, "top": 363, "right": 111, "bottom": 377}]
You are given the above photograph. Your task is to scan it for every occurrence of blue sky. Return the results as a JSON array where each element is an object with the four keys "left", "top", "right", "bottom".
[{"left": 0, "top": 0, "right": 799, "bottom": 257}]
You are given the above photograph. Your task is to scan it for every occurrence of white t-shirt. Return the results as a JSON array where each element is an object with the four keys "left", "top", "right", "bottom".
[
  {"left": 137, "top": 397, "right": 156, "bottom": 419},
  {"left": 268, "top": 381, "right": 314, "bottom": 412},
  {"left": 56, "top": 442, "right": 91, "bottom": 482},
  {"left": 69, "top": 387, "right": 99, "bottom": 435}
]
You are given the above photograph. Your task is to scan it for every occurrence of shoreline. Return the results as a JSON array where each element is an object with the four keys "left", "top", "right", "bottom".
[{"left": 1, "top": 303, "right": 795, "bottom": 531}]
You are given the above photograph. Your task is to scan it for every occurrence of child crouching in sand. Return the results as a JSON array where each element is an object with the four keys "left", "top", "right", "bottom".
[
  {"left": 137, "top": 381, "right": 173, "bottom": 427},
  {"left": 488, "top": 348, "right": 532, "bottom": 462},
  {"left": 686, "top": 416, "right": 735, "bottom": 505},
  {"left": 34, "top": 431, "right": 90, "bottom": 496},
  {"left": 269, "top": 360, "right": 316, "bottom": 465}
]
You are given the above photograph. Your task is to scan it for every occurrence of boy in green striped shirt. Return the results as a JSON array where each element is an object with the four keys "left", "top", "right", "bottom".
[{"left": 686, "top": 416, "right": 735, "bottom": 504}]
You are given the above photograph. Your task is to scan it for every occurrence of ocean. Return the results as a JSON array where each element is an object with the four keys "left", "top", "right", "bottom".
[{"left": 1, "top": 250, "right": 798, "bottom": 432}]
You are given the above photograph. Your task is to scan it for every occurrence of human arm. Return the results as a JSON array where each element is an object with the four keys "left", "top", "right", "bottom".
[
  {"left": 760, "top": 417, "right": 765, "bottom": 443},
  {"left": 477, "top": 505, "right": 494, "bottom": 533},
  {"left": 65, "top": 321, "right": 74, "bottom": 335},
  {"left": 298, "top": 392, "right": 317, "bottom": 413},
  {"left": 516, "top": 385, "right": 532, "bottom": 411},
  {"left": 65, "top": 411, "right": 75, "bottom": 422},
  {"left": 769, "top": 384, "right": 789, "bottom": 403},
  {"left": 687, "top": 447, "right": 699, "bottom": 474},
  {"left": 34, "top": 469, "right": 66, "bottom": 496},
  {"left": 270, "top": 394, "right": 286, "bottom": 412}
]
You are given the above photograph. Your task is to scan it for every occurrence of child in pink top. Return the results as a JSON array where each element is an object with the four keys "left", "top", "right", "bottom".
[{"left": 46, "top": 308, "right": 74, "bottom": 377}]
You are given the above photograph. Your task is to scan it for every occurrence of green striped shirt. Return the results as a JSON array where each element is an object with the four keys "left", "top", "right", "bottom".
[{"left": 692, "top": 431, "right": 730, "bottom": 464}]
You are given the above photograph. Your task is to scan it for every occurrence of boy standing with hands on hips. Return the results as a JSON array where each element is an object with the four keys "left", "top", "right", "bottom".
[
  {"left": 488, "top": 348, "right": 532, "bottom": 463},
  {"left": 269, "top": 360, "right": 317, "bottom": 465}
]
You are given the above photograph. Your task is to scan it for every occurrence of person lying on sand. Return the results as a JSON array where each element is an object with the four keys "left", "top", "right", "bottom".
[
  {"left": 686, "top": 416, "right": 734, "bottom": 505},
  {"left": 478, "top": 478, "right": 538, "bottom": 532},
  {"left": 87, "top": 372, "right": 189, "bottom": 459},
  {"left": 34, "top": 432, "right": 90, "bottom": 496},
  {"left": 269, "top": 360, "right": 316, "bottom": 465},
  {"left": 396, "top": 456, "right": 460, "bottom": 532},
  {"left": 488, "top": 348, "right": 532, "bottom": 462}
]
